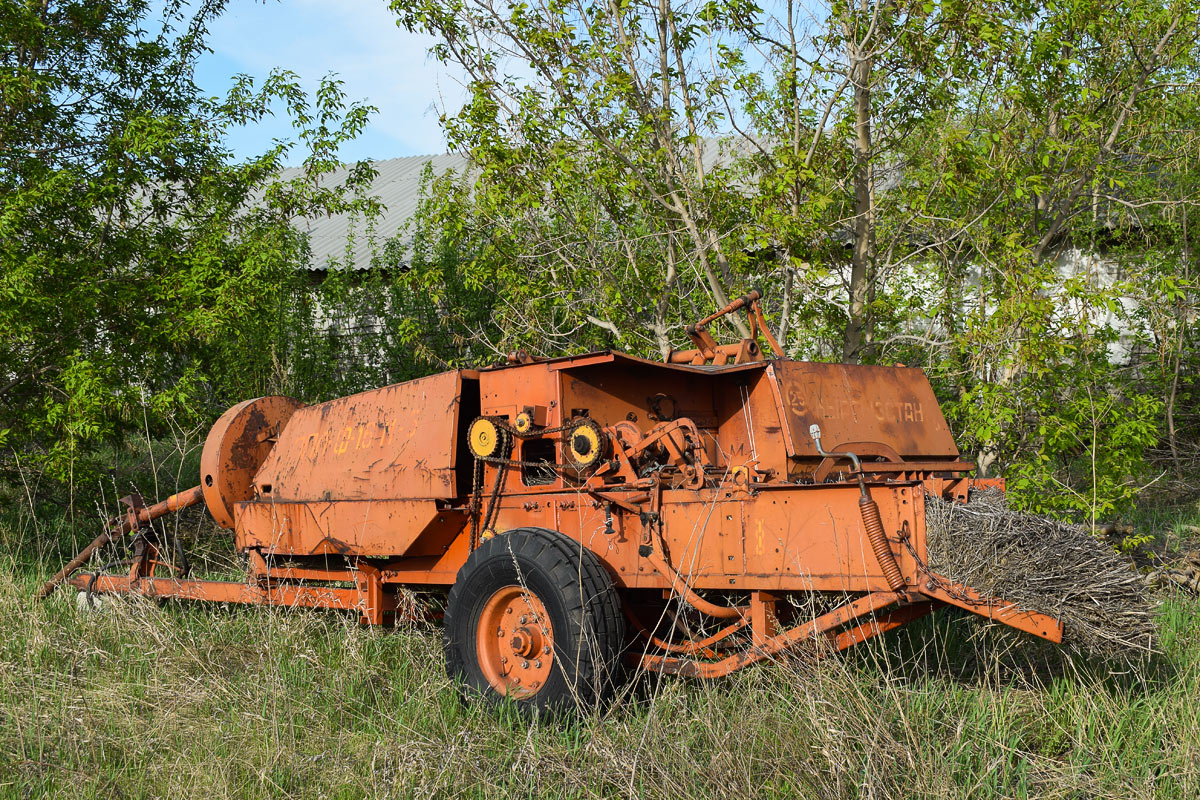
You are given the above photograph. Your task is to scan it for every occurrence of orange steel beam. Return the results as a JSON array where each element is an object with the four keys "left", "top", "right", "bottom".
[
  {"left": 73, "top": 575, "right": 371, "bottom": 615},
  {"left": 693, "top": 290, "right": 763, "bottom": 329},
  {"left": 827, "top": 601, "right": 942, "bottom": 651},
  {"left": 749, "top": 590, "right": 778, "bottom": 645},
  {"left": 625, "top": 607, "right": 750, "bottom": 659},
  {"left": 641, "top": 590, "right": 907, "bottom": 677},
  {"left": 919, "top": 576, "right": 1064, "bottom": 642},
  {"left": 752, "top": 301, "right": 785, "bottom": 357},
  {"left": 37, "top": 485, "right": 204, "bottom": 600},
  {"left": 241, "top": 553, "right": 396, "bottom": 624},
  {"left": 352, "top": 561, "right": 391, "bottom": 626}
]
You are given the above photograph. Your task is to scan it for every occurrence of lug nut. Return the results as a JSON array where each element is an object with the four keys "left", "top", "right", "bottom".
[
  {"left": 497, "top": 628, "right": 504, "bottom": 637},
  {"left": 519, "top": 615, "right": 527, "bottom": 624},
  {"left": 521, "top": 660, "right": 530, "bottom": 669},
  {"left": 542, "top": 645, "right": 550, "bottom": 654},
  {"left": 534, "top": 660, "right": 542, "bottom": 668}
]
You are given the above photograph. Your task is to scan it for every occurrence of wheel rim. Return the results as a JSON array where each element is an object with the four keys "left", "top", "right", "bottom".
[{"left": 476, "top": 585, "right": 554, "bottom": 698}]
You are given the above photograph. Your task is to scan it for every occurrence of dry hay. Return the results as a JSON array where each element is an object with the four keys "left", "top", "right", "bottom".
[{"left": 924, "top": 489, "right": 1156, "bottom": 658}]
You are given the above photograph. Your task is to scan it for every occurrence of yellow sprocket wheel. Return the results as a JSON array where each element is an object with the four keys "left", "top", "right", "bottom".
[
  {"left": 468, "top": 417, "right": 504, "bottom": 459},
  {"left": 566, "top": 419, "right": 605, "bottom": 470}
]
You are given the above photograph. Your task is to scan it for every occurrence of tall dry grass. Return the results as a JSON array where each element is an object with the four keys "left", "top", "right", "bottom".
[
  {"left": 1, "top": 540, "right": 1199, "bottom": 799},
  {"left": 3, "top": 454, "right": 1200, "bottom": 799}
]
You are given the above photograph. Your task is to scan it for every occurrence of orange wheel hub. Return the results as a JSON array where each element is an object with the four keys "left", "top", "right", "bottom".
[{"left": 476, "top": 585, "right": 554, "bottom": 698}]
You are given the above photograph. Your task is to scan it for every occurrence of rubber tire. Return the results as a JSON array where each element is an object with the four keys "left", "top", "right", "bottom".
[{"left": 444, "top": 527, "right": 625, "bottom": 714}]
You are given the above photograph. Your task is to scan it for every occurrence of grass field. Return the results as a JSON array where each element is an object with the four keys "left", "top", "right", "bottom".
[{"left": 1, "top": 499, "right": 1199, "bottom": 799}]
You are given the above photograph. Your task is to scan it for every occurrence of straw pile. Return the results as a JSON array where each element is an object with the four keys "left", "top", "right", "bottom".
[{"left": 924, "top": 489, "right": 1156, "bottom": 657}]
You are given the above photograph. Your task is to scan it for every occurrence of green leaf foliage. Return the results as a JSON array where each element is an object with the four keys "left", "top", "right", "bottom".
[
  {"left": 389, "top": 0, "right": 1200, "bottom": 519},
  {"left": 0, "top": 1, "right": 377, "bottom": 489}
]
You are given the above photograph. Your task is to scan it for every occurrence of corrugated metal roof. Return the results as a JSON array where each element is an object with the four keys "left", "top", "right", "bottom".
[
  {"left": 478, "top": 349, "right": 770, "bottom": 374},
  {"left": 290, "top": 138, "right": 747, "bottom": 271},
  {"left": 285, "top": 153, "right": 469, "bottom": 270}
]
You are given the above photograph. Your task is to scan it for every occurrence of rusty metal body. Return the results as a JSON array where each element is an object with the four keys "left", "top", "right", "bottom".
[{"left": 52, "top": 294, "right": 1063, "bottom": 691}]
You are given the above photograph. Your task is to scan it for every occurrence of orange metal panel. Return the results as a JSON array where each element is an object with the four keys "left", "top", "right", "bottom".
[
  {"left": 480, "top": 482, "right": 922, "bottom": 593},
  {"left": 828, "top": 601, "right": 941, "bottom": 650},
  {"left": 659, "top": 496, "right": 744, "bottom": 582},
  {"left": 558, "top": 362, "right": 720, "bottom": 430},
  {"left": 654, "top": 484, "right": 922, "bottom": 592},
  {"left": 254, "top": 371, "right": 465, "bottom": 501},
  {"left": 235, "top": 499, "right": 467, "bottom": 558},
  {"left": 712, "top": 370, "right": 789, "bottom": 476},
  {"left": 380, "top": 534, "right": 471, "bottom": 585},
  {"left": 772, "top": 361, "right": 959, "bottom": 459},
  {"left": 479, "top": 364, "right": 562, "bottom": 425}
]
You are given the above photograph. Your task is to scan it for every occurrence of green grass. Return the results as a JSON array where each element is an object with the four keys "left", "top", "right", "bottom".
[{"left": 1, "top": 499, "right": 1199, "bottom": 799}]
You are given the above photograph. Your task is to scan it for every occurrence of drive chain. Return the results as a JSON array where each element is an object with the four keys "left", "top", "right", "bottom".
[
  {"left": 467, "top": 418, "right": 583, "bottom": 551},
  {"left": 899, "top": 531, "right": 979, "bottom": 605}
]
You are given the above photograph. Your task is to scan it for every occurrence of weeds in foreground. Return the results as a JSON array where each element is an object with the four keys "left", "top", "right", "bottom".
[
  {"left": 0, "top": 548, "right": 1198, "bottom": 799},
  {"left": 2, "top": 486, "right": 1199, "bottom": 799}
]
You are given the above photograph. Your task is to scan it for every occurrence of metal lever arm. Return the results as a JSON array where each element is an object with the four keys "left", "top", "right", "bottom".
[
  {"left": 674, "top": 289, "right": 785, "bottom": 363},
  {"left": 36, "top": 485, "right": 204, "bottom": 600},
  {"left": 692, "top": 289, "right": 763, "bottom": 330}
]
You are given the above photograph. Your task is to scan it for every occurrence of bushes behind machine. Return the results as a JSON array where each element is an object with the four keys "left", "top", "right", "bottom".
[{"left": 925, "top": 489, "right": 1157, "bottom": 658}]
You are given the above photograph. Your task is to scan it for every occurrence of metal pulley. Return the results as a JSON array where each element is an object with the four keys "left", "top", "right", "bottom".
[
  {"left": 467, "top": 417, "right": 506, "bottom": 459},
  {"left": 200, "top": 395, "right": 306, "bottom": 529},
  {"left": 514, "top": 411, "right": 535, "bottom": 434},
  {"left": 565, "top": 418, "right": 606, "bottom": 471}
]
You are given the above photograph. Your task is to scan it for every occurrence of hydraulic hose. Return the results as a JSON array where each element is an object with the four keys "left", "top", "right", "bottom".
[{"left": 809, "top": 424, "right": 906, "bottom": 592}]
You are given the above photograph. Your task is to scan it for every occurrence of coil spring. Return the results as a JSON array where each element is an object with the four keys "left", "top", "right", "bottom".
[{"left": 860, "top": 495, "right": 906, "bottom": 592}]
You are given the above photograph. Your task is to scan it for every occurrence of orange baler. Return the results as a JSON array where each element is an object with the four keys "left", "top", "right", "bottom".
[{"left": 42, "top": 293, "right": 1061, "bottom": 711}]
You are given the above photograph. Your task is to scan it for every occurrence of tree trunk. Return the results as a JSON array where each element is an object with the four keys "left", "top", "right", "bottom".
[
  {"left": 1167, "top": 195, "right": 1189, "bottom": 479},
  {"left": 842, "top": 28, "right": 875, "bottom": 364}
]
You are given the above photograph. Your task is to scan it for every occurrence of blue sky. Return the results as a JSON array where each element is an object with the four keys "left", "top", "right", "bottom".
[{"left": 194, "top": 0, "right": 464, "bottom": 163}]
